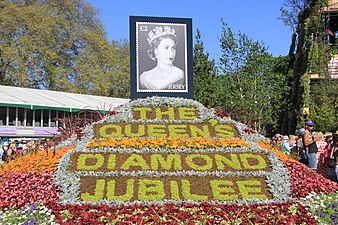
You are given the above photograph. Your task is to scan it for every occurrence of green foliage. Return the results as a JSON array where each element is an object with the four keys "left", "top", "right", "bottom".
[
  {"left": 210, "top": 180, "right": 238, "bottom": 201},
  {"left": 0, "top": 0, "right": 129, "bottom": 97},
  {"left": 193, "top": 29, "right": 218, "bottom": 107},
  {"left": 301, "top": 72, "right": 311, "bottom": 114},
  {"left": 286, "top": 0, "right": 332, "bottom": 134},
  {"left": 217, "top": 20, "right": 287, "bottom": 133},
  {"left": 138, "top": 179, "right": 166, "bottom": 201},
  {"left": 185, "top": 154, "right": 213, "bottom": 171},
  {"left": 309, "top": 80, "right": 338, "bottom": 132},
  {"left": 237, "top": 180, "right": 268, "bottom": 200},
  {"left": 306, "top": 5, "right": 330, "bottom": 77},
  {"left": 269, "top": 56, "right": 293, "bottom": 133},
  {"left": 77, "top": 153, "right": 105, "bottom": 171},
  {"left": 109, "top": 40, "right": 130, "bottom": 98},
  {"left": 301, "top": 191, "right": 338, "bottom": 225},
  {"left": 0, "top": 203, "right": 57, "bottom": 224},
  {"left": 81, "top": 179, "right": 105, "bottom": 202},
  {"left": 121, "top": 154, "right": 150, "bottom": 170},
  {"left": 107, "top": 179, "right": 135, "bottom": 201},
  {"left": 284, "top": 0, "right": 337, "bottom": 132},
  {"left": 279, "top": 0, "right": 311, "bottom": 33},
  {"left": 279, "top": 0, "right": 334, "bottom": 134}
]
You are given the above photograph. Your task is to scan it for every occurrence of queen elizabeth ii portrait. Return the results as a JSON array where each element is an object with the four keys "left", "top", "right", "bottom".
[
  {"left": 136, "top": 23, "right": 187, "bottom": 92},
  {"left": 130, "top": 16, "right": 192, "bottom": 99}
]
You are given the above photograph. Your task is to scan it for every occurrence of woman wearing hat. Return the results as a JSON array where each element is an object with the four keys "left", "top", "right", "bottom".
[
  {"left": 140, "top": 25, "right": 185, "bottom": 90},
  {"left": 303, "top": 120, "right": 319, "bottom": 170},
  {"left": 280, "top": 135, "right": 291, "bottom": 155}
]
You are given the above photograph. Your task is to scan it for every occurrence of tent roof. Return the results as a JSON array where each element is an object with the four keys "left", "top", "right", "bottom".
[{"left": 0, "top": 85, "right": 130, "bottom": 112}]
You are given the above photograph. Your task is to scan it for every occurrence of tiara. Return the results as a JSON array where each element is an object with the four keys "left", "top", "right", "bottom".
[{"left": 147, "top": 26, "right": 176, "bottom": 45}]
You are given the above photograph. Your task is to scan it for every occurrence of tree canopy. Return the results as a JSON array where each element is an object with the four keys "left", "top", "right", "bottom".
[
  {"left": 217, "top": 21, "right": 287, "bottom": 133},
  {"left": 193, "top": 29, "right": 217, "bottom": 107},
  {"left": 0, "top": 0, "right": 129, "bottom": 96}
]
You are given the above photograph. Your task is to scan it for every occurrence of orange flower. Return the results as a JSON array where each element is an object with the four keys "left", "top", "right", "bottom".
[
  {"left": 258, "top": 141, "right": 292, "bottom": 161},
  {"left": 88, "top": 137, "right": 250, "bottom": 149},
  {"left": 0, "top": 146, "right": 74, "bottom": 173}
]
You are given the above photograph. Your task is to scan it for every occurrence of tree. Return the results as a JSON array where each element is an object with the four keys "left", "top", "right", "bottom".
[
  {"left": 109, "top": 39, "right": 130, "bottom": 98},
  {"left": 217, "top": 20, "right": 286, "bottom": 133},
  {"left": 0, "top": 0, "right": 127, "bottom": 97},
  {"left": 279, "top": 0, "right": 311, "bottom": 34},
  {"left": 193, "top": 29, "right": 218, "bottom": 107},
  {"left": 280, "top": 0, "right": 333, "bottom": 133},
  {"left": 310, "top": 80, "right": 338, "bottom": 132},
  {"left": 270, "top": 56, "right": 294, "bottom": 134}
]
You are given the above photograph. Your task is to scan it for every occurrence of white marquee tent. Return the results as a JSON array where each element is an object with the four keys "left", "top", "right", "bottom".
[{"left": 0, "top": 85, "right": 130, "bottom": 112}]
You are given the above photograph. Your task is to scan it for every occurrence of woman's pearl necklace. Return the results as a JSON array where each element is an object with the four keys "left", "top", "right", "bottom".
[{"left": 157, "top": 65, "right": 173, "bottom": 80}]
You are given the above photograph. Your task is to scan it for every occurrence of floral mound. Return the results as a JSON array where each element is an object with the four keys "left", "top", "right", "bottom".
[{"left": 1, "top": 96, "right": 338, "bottom": 224}]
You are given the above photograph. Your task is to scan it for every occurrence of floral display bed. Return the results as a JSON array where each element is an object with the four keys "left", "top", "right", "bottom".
[{"left": 1, "top": 97, "right": 338, "bottom": 224}]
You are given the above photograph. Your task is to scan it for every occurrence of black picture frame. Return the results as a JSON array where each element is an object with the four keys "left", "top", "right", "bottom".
[{"left": 130, "top": 16, "right": 193, "bottom": 99}]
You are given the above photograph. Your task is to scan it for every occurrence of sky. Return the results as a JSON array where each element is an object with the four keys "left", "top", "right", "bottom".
[{"left": 85, "top": 0, "right": 292, "bottom": 61}]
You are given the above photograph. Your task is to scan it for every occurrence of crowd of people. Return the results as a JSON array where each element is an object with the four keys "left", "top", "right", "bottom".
[
  {"left": 269, "top": 120, "right": 338, "bottom": 183},
  {"left": 0, "top": 138, "right": 53, "bottom": 166}
]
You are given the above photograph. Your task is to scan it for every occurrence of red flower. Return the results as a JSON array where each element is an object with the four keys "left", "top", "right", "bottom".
[
  {"left": 283, "top": 160, "right": 338, "bottom": 198},
  {"left": 0, "top": 171, "right": 59, "bottom": 208}
]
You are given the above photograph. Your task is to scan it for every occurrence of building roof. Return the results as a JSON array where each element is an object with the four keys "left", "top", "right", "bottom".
[{"left": 0, "top": 85, "right": 130, "bottom": 112}]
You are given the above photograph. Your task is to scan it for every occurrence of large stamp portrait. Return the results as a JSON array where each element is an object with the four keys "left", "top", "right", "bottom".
[{"left": 130, "top": 16, "right": 193, "bottom": 99}]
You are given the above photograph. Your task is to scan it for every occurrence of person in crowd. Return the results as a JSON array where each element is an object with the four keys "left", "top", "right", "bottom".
[
  {"left": 22, "top": 140, "right": 27, "bottom": 154},
  {"left": 16, "top": 143, "right": 25, "bottom": 156},
  {"left": 297, "top": 128, "right": 307, "bottom": 165},
  {"left": 289, "top": 135, "right": 298, "bottom": 153},
  {"left": 280, "top": 135, "right": 291, "bottom": 155},
  {"left": 325, "top": 132, "right": 333, "bottom": 149},
  {"left": 316, "top": 132, "right": 328, "bottom": 177},
  {"left": 303, "top": 120, "right": 318, "bottom": 170},
  {"left": 1, "top": 141, "right": 9, "bottom": 163},
  {"left": 26, "top": 140, "right": 37, "bottom": 154},
  {"left": 38, "top": 143, "right": 45, "bottom": 151},
  {"left": 0, "top": 142, "right": 3, "bottom": 159},
  {"left": 328, "top": 133, "right": 337, "bottom": 182},
  {"left": 329, "top": 133, "right": 338, "bottom": 181},
  {"left": 7, "top": 140, "right": 16, "bottom": 162},
  {"left": 272, "top": 134, "right": 283, "bottom": 149},
  {"left": 289, "top": 135, "right": 295, "bottom": 146},
  {"left": 265, "top": 136, "right": 273, "bottom": 145},
  {"left": 277, "top": 135, "right": 283, "bottom": 147},
  {"left": 140, "top": 25, "right": 185, "bottom": 90},
  {"left": 271, "top": 134, "right": 277, "bottom": 146},
  {"left": 325, "top": 132, "right": 333, "bottom": 169},
  {"left": 289, "top": 135, "right": 298, "bottom": 160}
]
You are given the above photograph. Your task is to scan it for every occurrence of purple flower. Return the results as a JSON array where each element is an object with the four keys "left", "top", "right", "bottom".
[
  {"left": 320, "top": 213, "right": 326, "bottom": 217},
  {"left": 328, "top": 203, "right": 337, "bottom": 208},
  {"left": 23, "top": 219, "right": 38, "bottom": 225},
  {"left": 28, "top": 203, "right": 37, "bottom": 215},
  {"left": 31, "top": 203, "right": 36, "bottom": 210}
]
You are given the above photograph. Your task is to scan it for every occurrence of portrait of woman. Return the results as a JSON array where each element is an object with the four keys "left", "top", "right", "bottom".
[
  {"left": 130, "top": 16, "right": 192, "bottom": 99},
  {"left": 139, "top": 25, "right": 185, "bottom": 90}
]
